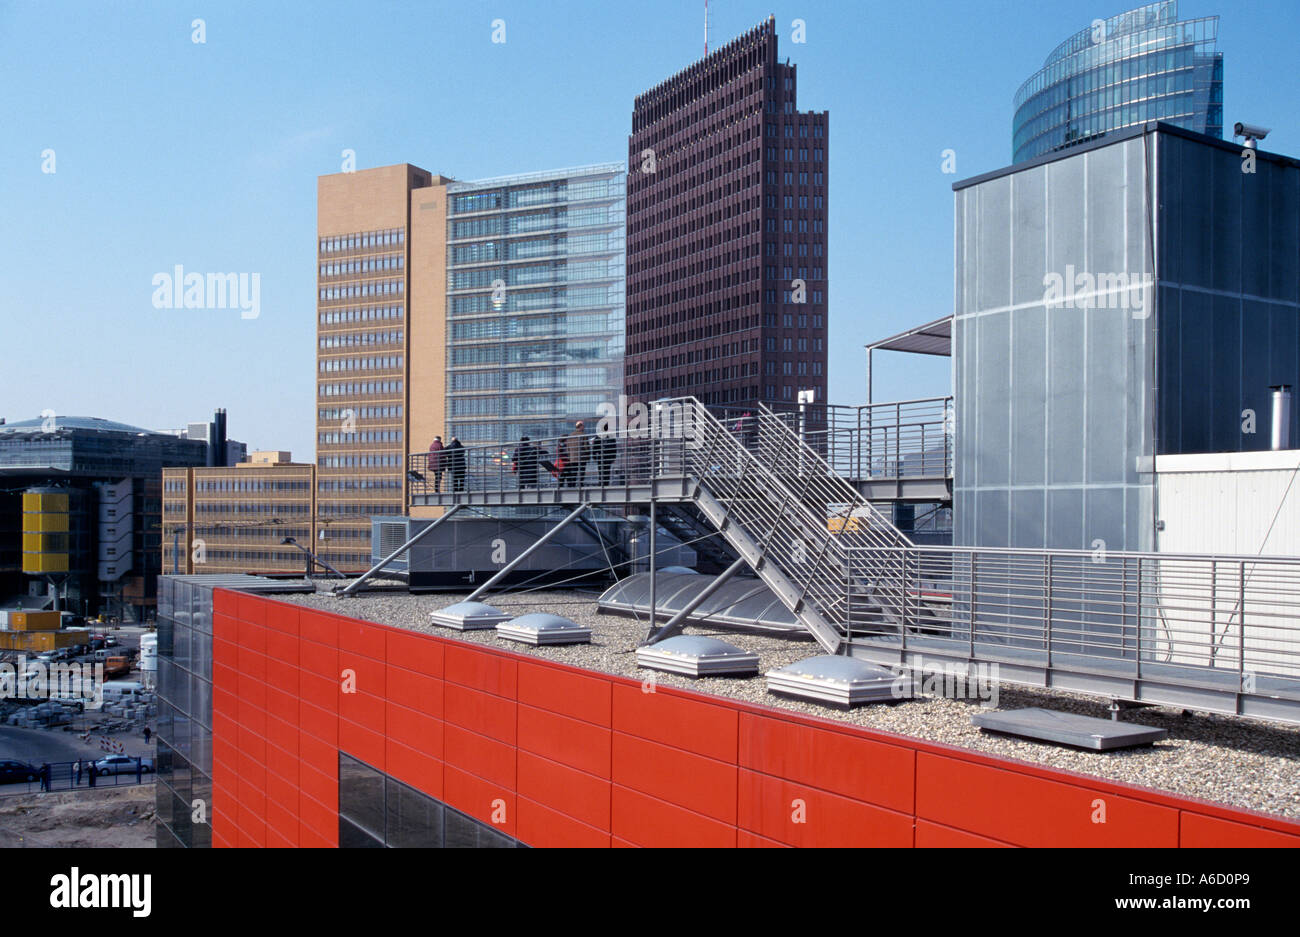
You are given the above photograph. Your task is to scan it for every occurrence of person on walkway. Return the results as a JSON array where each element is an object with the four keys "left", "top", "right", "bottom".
[
  {"left": 595, "top": 429, "right": 617, "bottom": 485},
  {"left": 562, "top": 421, "right": 588, "bottom": 486},
  {"left": 143, "top": 726, "right": 152, "bottom": 744},
  {"left": 513, "top": 436, "right": 540, "bottom": 489},
  {"left": 428, "top": 436, "right": 445, "bottom": 492},
  {"left": 447, "top": 436, "right": 467, "bottom": 492}
]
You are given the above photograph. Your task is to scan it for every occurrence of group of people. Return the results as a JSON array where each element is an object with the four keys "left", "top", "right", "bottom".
[
  {"left": 425, "top": 435, "right": 467, "bottom": 492},
  {"left": 424, "top": 421, "right": 618, "bottom": 492}
]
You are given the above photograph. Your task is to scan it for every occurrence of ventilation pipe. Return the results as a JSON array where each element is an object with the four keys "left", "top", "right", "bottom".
[{"left": 1270, "top": 386, "right": 1292, "bottom": 450}]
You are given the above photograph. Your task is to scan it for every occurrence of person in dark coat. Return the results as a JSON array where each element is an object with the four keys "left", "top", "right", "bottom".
[
  {"left": 513, "top": 436, "right": 540, "bottom": 489},
  {"left": 446, "top": 436, "right": 467, "bottom": 492},
  {"left": 428, "top": 436, "right": 445, "bottom": 491}
]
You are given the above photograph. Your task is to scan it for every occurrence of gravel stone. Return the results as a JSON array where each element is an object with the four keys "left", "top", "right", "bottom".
[{"left": 278, "top": 585, "right": 1300, "bottom": 820}]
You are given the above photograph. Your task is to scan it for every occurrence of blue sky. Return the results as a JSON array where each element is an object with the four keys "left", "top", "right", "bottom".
[{"left": 2, "top": 0, "right": 1297, "bottom": 459}]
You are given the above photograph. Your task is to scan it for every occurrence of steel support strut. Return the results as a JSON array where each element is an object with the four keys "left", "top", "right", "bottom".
[
  {"left": 464, "top": 503, "right": 591, "bottom": 604},
  {"left": 644, "top": 554, "right": 750, "bottom": 646},
  {"left": 335, "top": 505, "right": 464, "bottom": 597}
]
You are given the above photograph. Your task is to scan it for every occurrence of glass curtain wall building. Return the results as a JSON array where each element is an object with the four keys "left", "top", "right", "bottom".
[
  {"left": 1013, "top": 1, "right": 1222, "bottom": 164},
  {"left": 444, "top": 164, "right": 626, "bottom": 448}
]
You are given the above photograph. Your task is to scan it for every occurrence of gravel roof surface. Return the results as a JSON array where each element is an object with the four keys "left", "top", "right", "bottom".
[{"left": 277, "top": 585, "right": 1300, "bottom": 820}]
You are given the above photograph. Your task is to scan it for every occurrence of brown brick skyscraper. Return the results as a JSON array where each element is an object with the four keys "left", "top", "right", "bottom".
[{"left": 626, "top": 16, "right": 828, "bottom": 408}]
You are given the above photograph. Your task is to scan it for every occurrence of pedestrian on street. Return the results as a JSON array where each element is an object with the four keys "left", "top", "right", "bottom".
[{"left": 143, "top": 726, "right": 152, "bottom": 743}]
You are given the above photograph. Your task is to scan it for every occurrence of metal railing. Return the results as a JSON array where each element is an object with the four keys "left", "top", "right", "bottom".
[
  {"left": 0, "top": 758, "right": 154, "bottom": 797},
  {"left": 844, "top": 545, "right": 1300, "bottom": 691},
  {"left": 720, "top": 397, "right": 954, "bottom": 481}
]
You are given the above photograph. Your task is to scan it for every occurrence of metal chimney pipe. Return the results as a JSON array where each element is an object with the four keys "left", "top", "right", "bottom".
[{"left": 1271, "top": 385, "right": 1292, "bottom": 450}]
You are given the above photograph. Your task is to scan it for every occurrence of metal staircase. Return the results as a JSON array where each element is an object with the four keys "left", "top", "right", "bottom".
[{"left": 655, "top": 397, "right": 913, "bottom": 653}]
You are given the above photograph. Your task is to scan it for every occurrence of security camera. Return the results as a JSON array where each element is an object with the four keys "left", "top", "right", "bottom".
[{"left": 1233, "top": 122, "right": 1271, "bottom": 147}]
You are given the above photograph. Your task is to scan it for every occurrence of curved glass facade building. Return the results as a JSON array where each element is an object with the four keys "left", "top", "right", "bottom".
[{"left": 1013, "top": 2, "right": 1222, "bottom": 163}]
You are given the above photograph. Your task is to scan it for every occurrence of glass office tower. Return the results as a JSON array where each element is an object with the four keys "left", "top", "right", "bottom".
[
  {"left": 443, "top": 164, "right": 625, "bottom": 448},
  {"left": 1013, "top": 1, "right": 1222, "bottom": 164}
]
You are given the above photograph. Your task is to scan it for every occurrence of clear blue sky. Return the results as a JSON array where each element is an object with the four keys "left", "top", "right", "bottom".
[{"left": 2, "top": 0, "right": 1296, "bottom": 459}]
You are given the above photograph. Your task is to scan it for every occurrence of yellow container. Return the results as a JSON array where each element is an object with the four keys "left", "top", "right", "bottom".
[
  {"left": 9, "top": 610, "right": 61, "bottom": 631},
  {"left": 23, "top": 532, "right": 68, "bottom": 553},
  {"left": 21, "top": 553, "right": 69, "bottom": 574},
  {"left": 22, "top": 491, "right": 68, "bottom": 513}
]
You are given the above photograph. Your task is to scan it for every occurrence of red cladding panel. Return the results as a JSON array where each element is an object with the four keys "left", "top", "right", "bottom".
[
  {"left": 339, "top": 651, "right": 386, "bottom": 701},
  {"left": 612, "top": 683, "right": 738, "bottom": 762},
  {"left": 300, "top": 610, "right": 340, "bottom": 648},
  {"left": 385, "top": 665, "right": 442, "bottom": 718},
  {"left": 738, "top": 829, "right": 791, "bottom": 848},
  {"left": 338, "top": 619, "right": 387, "bottom": 661},
  {"left": 299, "top": 671, "right": 339, "bottom": 714},
  {"left": 298, "top": 639, "right": 338, "bottom": 680},
  {"left": 338, "top": 688, "right": 386, "bottom": 733},
  {"left": 516, "top": 750, "right": 611, "bottom": 831},
  {"left": 236, "top": 592, "right": 266, "bottom": 626},
  {"left": 517, "top": 661, "right": 612, "bottom": 726},
  {"left": 517, "top": 704, "right": 611, "bottom": 779},
  {"left": 298, "top": 700, "right": 338, "bottom": 746},
  {"left": 739, "top": 712, "right": 915, "bottom": 813},
  {"left": 916, "top": 752, "right": 1179, "bottom": 847},
  {"left": 738, "top": 769, "right": 913, "bottom": 847},
  {"left": 443, "top": 765, "right": 516, "bottom": 838},
  {"left": 298, "top": 792, "right": 338, "bottom": 845},
  {"left": 1179, "top": 812, "right": 1300, "bottom": 848},
  {"left": 299, "top": 761, "right": 338, "bottom": 812},
  {"left": 385, "top": 701, "right": 443, "bottom": 759},
  {"left": 213, "top": 636, "right": 237, "bottom": 671},
  {"left": 298, "top": 730, "right": 339, "bottom": 778},
  {"left": 265, "top": 629, "right": 299, "bottom": 666},
  {"left": 517, "top": 796, "right": 611, "bottom": 848},
  {"left": 445, "top": 683, "right": 517, "bottom": 745},
  {"left": 339, "top": 717, "right": 386, "bottom": 771},
  {"left": 385, "top": 738, "right": 444, "bottom": 801},
  {"left": 915, "top": 819, "right": 1014, "bottom": 848},
  {"left": 262, "top": 599, "right": 299, "bottom": 635},
  {"left": 237, "top": 619, "right": 267, "bottom": 655},
  {"left": 443, "top": 724, "right": 516, "bottom": 788},
  {"left": 611, "top": 785, "right": 737, "bottom": 848},
  {"left": 612, "top": 732, "right": 736, "bottom": 824},
  {"left": 387, "top": 629, "right": 444, "bottom": 678},
  {"left": 444, "top": 644, "right": 517, "bottom": 699}
]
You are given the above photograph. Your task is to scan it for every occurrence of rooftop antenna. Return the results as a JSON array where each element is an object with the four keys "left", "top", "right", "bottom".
[{"left": 704, "top": 0, "right": 709, "bottom": 55}]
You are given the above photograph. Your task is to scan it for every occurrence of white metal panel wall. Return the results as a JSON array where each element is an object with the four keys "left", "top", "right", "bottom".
[
  {"left": 1156, "top": 453, "right": 1300, "bottom": 676},
  {"left": 1157, "top": 452, "right": 1300, "bottom": 556}
]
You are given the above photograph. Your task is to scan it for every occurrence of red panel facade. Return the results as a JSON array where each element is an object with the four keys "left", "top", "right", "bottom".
[{"left": 209, "top": 590, "right": 1300, "bottom": 848}]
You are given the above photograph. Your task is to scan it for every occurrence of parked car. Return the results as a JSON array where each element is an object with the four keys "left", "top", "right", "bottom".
[
  {"left": 36, "top": 651, "right": 58, "bottom": 663},
  {"left": 104, "top": 636, "right": 118, "bottom": 648},
  {"left": 88, "top": 638, "right": 106, "bottom": 652},
  {"left": 92, "top": 755, "right": 153, "bottom": 776},
  {"left": 0, "top": 760, "right": 40, "bottom": 784}
]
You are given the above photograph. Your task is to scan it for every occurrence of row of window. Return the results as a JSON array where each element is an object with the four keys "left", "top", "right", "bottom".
[
  {"left": 318, "top": 406, "right": 404, "bottom": 421},
  {"left": 318, "top": 380, "right": 404, "bottom": 397},
  {"left": 450, "top": 259, "right": 620, "bottom": 291},
  {"left": 449, "top": 393, "right": 608, "bottom": 418},
  {"left": 319, "top": 331, "right": 404, "bottom": 349},
  {"left": 450, "top": 366, "right": 613, "bottom": 392},
  {"left": 319, "top": 430, "right": 403, "bottom": 444},
  {"left": 317, "top": 504, "right": 402, "bottom": 519},
  {"left": 450, "top": 177, "right": 620, "bottom": 216},
  {"left": 192, "top": 479, "right": 310, "bottom": 492},
  {"left": 317, "top": 478, "right": 402, "bottom": 492},
  {"left": 319, "top": 304, "right": 404, "bottom": 326},
  {"left": 319, "top": 255, "right": 404, "bottom": 278},
  {"left": 317, "top": 454, "right": 403, "bottom": 467},
  {"left": 449, "top": 285, "right": 620, "bottom": 318},
  {"left": 765, "top": 121, "right": 824, "bottom": 139},
  {"left": 450, "top": 205, "right": 620, "bottom": 241},
  {"left": 765, "top": 288, "right": 825, "bottom": 304},
  {"left": 319, "top": 229, "right": 406, "bottom": 255},
  {"left": 192, "top": 502, "right": 309, "bottom": 515},
  {"left": 318, "top": 356, "right": 404, "bottom": 373},
  {"left": 319, "top": 280, "right": 404, "bottom": 301},
  {"left": 765, "top": 266, "right": 825, "bottom": 281},
  {"left": 450, "top": 231, "right": 623, "bottom": 266},
  {"left": 451, "top": 339, "right": 616, "bottom": 367}
]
